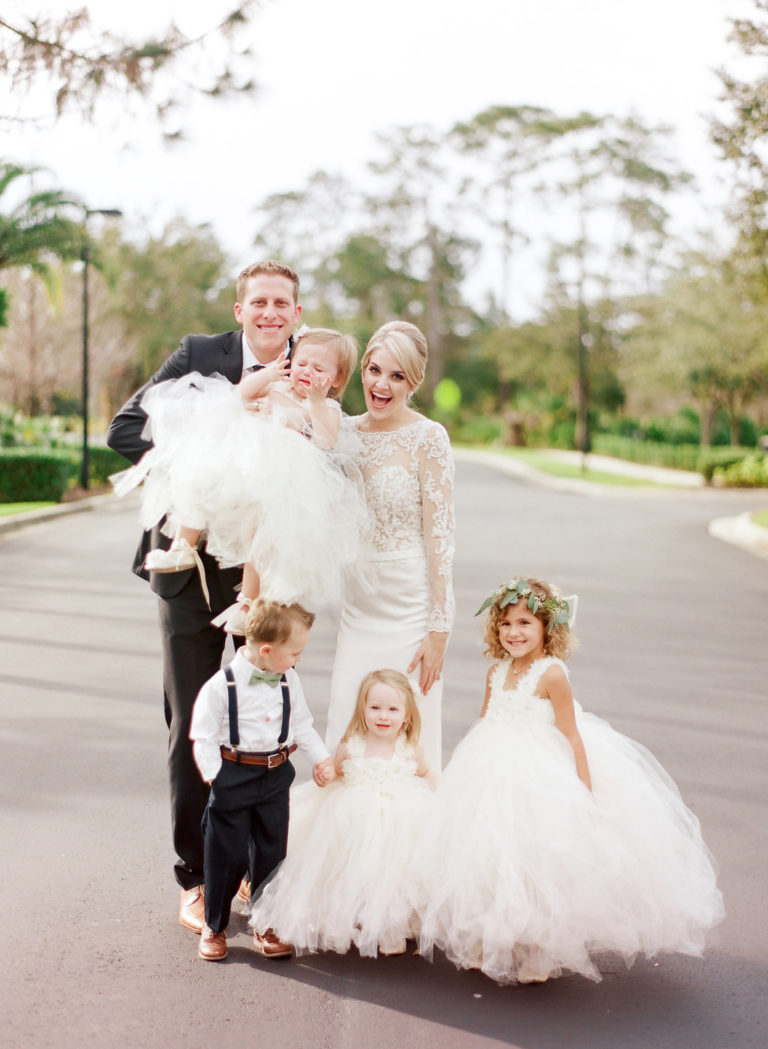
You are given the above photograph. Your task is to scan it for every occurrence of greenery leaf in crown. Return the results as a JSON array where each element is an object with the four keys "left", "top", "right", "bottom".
[{"left": 474, "top": 578, "right": 571, "bottom": 635}]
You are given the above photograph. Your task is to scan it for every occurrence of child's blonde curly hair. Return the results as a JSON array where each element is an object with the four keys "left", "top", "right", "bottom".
[{"left": 482, "top": 576, "right": 576, "bottom": 661}]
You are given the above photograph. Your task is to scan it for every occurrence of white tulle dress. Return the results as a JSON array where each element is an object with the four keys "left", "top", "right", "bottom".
[
  {"left": 250, "top": 733, "right": 434, "bottom": 957},
  {"left": 419, "top": 657, "right": 724, "bottom": 984},
  {"left": 112, "top": 372, "right": 369, "bottom": 608}
]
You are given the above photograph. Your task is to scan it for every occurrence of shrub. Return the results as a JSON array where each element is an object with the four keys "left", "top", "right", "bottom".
[
  {"left": 591, "top": 435, "right": 702, "bottom": 470},
  {"left": 697, "top": 448, "right": 753, "bottom": 482},
  {"left": 591, "top": 435, "right": 754, "bottom": 478},
  {"left": 448, "top": 415, "right": 503, "bottom": 445},
  {"left": 88, "top": 446, "right": 128, "bottom": 486},
  {"left": 712, "top": 454, "right": 768, "bottom": 488},
  {"left": 0, "top": 449, "right": 77, "bottom": 501}
]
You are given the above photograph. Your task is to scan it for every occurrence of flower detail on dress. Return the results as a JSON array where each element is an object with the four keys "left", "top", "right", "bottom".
[{"left": 342, "top": 734, "right": 419, "bottom": 787}]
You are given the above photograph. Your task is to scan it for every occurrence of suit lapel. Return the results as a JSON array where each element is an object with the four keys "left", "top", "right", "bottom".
[{"left": 219, "top": 330, "right": 244, "bottom": 383}]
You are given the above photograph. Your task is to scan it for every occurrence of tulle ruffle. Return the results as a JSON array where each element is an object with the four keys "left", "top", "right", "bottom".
[
  {"left": 418, "top": 701, "right": 724, "bottom": 984},
  {"left": 112, "top": 372, "right": 370, "bottom": 609},
  {"left": 251, "top": 742, "right": 434, "bottom": 957}
]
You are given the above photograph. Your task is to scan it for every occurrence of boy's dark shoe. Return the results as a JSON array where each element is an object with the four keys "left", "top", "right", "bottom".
[{"left": 199, "top": 925, "right": 227, "bottom": 961}]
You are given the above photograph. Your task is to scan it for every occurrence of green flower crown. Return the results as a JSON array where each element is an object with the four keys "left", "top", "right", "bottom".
[{"left": 474, "top": 578, "right": 572, "bottom": 635}]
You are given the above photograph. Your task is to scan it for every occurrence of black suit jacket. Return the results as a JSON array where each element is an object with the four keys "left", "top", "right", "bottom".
[{"left": 107, "top": 330, "right": 244, "bottom": 599}]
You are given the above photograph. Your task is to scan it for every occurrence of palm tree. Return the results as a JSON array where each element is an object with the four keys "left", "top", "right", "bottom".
[{"left": 0, "top": 161, "right": 82, "bottom": 325}]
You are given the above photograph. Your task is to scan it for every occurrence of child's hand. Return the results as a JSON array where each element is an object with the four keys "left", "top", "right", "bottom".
[
  {"left": 305, "top": 372, "right": 333, "bottom": 402},
  {"left": 264, "top": 351, "right": 291, "bottom": 382},
  {"left": 313, "top": 758, "right": 336, "bottom": 786},
  {"left": 240, "top": 352, "right": 290, "bottom": 405}
]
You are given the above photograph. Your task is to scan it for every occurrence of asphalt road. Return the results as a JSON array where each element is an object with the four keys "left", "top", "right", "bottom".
[{"left": 2, "top": 463, "right": 767, "bottom": 1049}]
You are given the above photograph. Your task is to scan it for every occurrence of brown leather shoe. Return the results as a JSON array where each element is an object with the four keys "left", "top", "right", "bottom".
[
  {"left": 179, "top": 885, "right": 205, "bottom": 934},
  {"left": 236, "top": 877, "right": 250, "bottom": 905},
  {"left": 199, "top": 925, "right": 227, "bottom": 961},
  {"left": 253, "top": 928, "right": 292, "bottom": 958}
]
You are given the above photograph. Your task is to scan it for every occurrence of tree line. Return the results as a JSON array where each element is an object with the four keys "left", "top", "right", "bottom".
[{"left": 1, "top": 2, "right": 768, "bottom": 450}]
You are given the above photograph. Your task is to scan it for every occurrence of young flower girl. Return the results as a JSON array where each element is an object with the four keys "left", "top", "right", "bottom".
[
  {"left": 250, "top": 669, "right": 436, "bottom": 957},
  {"left": 113, "top": 328, "right": 368, "bottom": 628},
  {"left": 419, "top": 576, "right": 724, "bottom": 985}
]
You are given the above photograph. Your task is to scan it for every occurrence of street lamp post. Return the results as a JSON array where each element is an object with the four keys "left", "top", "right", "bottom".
[
  {"left": 81, "top": 208, "right": 121, "bottom": 489},
  {"left": 575, "top": 285, "right": 591, "bottom": 470}
]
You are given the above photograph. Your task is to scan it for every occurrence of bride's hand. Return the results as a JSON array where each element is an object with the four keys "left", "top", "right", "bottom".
[{"left": 408, "top": 630, "right": 448, "bottom": 695}]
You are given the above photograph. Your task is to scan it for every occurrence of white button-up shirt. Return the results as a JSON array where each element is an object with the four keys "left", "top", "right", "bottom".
[
  {"left": 240, "top": 331, "right": 291, "bottom": 378},
  {"left": 190, "top": 649, "right": 329, "bottom": 782}
]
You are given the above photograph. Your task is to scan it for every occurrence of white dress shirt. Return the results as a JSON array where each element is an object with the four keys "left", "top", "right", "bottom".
[
  {"left": 190, "top": 649, "right": 329, "bottom": 782},
  {"left": 240, "top": 331, "right": 292, "bottom": 378}
]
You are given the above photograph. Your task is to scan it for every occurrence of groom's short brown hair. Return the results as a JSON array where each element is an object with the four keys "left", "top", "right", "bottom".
[{"left": 236, "top": 260, "right": 300, "bottom": 303}]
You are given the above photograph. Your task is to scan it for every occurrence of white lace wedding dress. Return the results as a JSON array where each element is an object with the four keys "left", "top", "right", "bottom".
[{"left": 325, "top": 417, "right": 455, "bottom": 770}]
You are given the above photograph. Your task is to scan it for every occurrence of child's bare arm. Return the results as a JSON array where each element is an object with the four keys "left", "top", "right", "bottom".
[
  {"left": 479, "top": 666, "right": 495, "bottom": 718},
  {"left": 306, "top": 380, "right": 340, "bottom": 448},
  {"left": 239, "top": 353, "right": 290, "bottom": 407},
  {"left": 333, "top": 742, "right": 349, "bottom": 777},
  {"left": 542, "top": 666, "right": 592, "bottom": 791},
  {"left": 414, "top": 743, "right": 439, "bottom": 788}
]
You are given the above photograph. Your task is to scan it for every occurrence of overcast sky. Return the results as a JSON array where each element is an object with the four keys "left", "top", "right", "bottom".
[{"left": 3, "top": 0, "right": 753, "bottom": 310}]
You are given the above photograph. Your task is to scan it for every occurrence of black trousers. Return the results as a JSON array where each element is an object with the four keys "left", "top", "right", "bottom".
[
  {"left": 202, "top": 758, "right": 295, "bottom": 933},
  {"left": 157, "top": 563, "right": 242, "bottom": 890}
]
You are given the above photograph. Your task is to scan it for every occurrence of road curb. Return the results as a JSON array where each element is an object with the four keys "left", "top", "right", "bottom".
[
  {"left": 708, "top": 511, "right": 768, "bottom": 562},
  {"left": 452, "top": 447, "right": 609, "bottom": 495},
  {"left": 0, "top": 492, "right": 118, "bottom": 535}
]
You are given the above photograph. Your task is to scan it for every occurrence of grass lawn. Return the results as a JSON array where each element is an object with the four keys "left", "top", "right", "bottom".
[
  {"left": 751, "top": 509, "right": 768, "bottom": 530},
  {"left": 0, "top": 501, "right": 56, "bottom": 517},
  {"left": 494, "top": 447, "right": 662, "bottom": 487}
]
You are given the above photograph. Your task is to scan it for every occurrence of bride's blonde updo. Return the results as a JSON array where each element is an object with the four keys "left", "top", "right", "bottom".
[{"left": 361, "top": 321, "right": 428, "bottom": 393}]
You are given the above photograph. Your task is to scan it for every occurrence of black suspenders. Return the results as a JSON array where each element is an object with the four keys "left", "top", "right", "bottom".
[{"left": 223, "top": 666, "right": 291, "bottom": 754}]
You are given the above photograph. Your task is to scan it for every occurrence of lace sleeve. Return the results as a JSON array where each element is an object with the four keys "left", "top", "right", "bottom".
[{"left": 417, "top": 421, "right": 455, "bottom": 632}]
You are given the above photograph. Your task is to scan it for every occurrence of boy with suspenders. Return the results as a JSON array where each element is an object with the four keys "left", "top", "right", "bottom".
[{"left": 190, "top": 600, "right": 335, "bottom": 960}]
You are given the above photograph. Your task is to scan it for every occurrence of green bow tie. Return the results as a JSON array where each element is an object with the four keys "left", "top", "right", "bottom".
[{"left": 250, "top": 669, "right": 283, "bottom": 687}]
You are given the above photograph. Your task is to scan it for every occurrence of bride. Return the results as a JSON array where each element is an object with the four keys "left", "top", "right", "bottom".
[{"left": 325, "top": 321, "right": 455, "bottom": 770}]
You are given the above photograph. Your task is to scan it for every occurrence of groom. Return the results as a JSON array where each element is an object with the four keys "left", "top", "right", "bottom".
[{"left": 107, "top": 260, "right": 302, "bottom": 933}]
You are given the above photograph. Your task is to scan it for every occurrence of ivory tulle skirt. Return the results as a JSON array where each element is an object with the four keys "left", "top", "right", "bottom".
[
  {"left": 418, "top": 708, "right": 724, "bottom": 984},
  {"left": 112, "top": 372, "right": 369, "bottom": 609},
  {"left": 250, "top": 768, "right": 435, "bottom": 957}
]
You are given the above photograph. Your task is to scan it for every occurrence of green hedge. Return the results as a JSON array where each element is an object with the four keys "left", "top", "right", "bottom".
[
  {"left": 591, "top": 435, "right": 754, "bottom": 479},
  {"left": 712, "top": 454, "right": 768, "bottom": 488},
  {"left": 0, "top": 449, "right": 77, "bottom": 501},
  {"left": 88, "top": 446, "right": 128, "bottom": 486},
  {"left": 0, "top": 445, "right": 125, "bottom": 501}
]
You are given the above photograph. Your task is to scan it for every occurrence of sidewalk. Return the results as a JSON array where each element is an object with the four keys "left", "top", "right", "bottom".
[
  {"left": 543, "top": 449, "right": 704, "bottom": 487},
  {"left": 452, "top": 447, "right": 702, "bottom": 495},
  {"left": 0, "top": 490, "right": 117, "bottom": 534}
]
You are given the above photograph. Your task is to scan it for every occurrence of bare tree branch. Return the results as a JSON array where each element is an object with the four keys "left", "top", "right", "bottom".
[{"left": 0, "top": 4, "right": 260, "bottom": 136}]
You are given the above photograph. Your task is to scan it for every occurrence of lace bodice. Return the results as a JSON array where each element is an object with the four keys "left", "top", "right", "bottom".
[
  {"left": 484, "top": 657, "right": 573, "bottom": 726},
  {"left": 341, "top": 733, "right": 419, "bottom": 787},
  {"left": 349, "top": 416, "right": 455, "bottom": 632}
]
